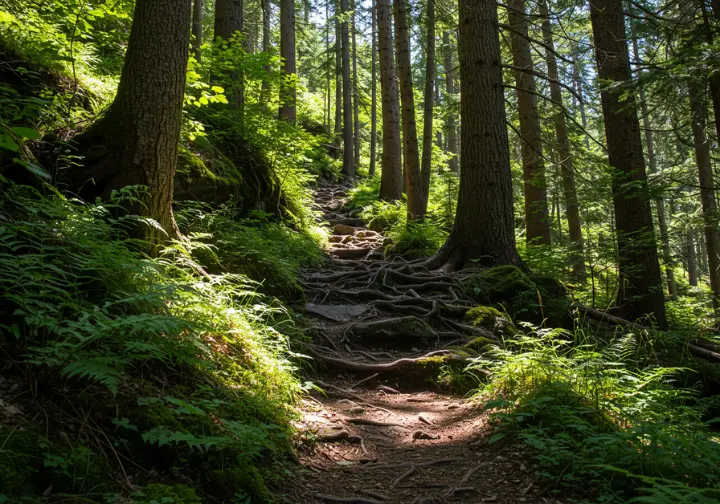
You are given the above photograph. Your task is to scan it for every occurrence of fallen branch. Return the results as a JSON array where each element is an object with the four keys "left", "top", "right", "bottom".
[{"left": 689, "top": 343, "right": 720, "bottom": 362}]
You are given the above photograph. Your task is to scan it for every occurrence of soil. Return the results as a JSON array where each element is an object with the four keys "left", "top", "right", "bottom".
[{"left": 283, "top": 182, "right": 564, "bottom": 504}]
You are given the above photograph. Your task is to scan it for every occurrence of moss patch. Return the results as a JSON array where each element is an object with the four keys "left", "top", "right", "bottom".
[{"left": 463, "top": 266, "right": 571, "bottom": 326}]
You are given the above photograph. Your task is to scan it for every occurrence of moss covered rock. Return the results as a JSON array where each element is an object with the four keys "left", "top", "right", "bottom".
[
  {"left": 465, "top": 306, "right": 516, "bottom": 336},
  {"left": 206, "top": 465, "right": 271, "bottom": 503},
  {"left": 463, "top": 266, "right": 570, "bottom": 327}
]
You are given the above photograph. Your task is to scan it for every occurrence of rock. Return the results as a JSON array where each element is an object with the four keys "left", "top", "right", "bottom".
[
  {"left": 305, "top": 303, "right": 369, "bottom": 322},
  {"left": 328, "top": 235, "right": 343, "bottom": 243},
  {"left": 355, "top": 230, "right": 379, "bottom": 239},
  {"left": 333, "top": 247, "right": 371, "bottom": 259},
  {"left": 329, "top": 217, "right": 364, "bottom": 227},
  {"left": 333, "top": 223, "right": 356, "bottom": 235}
]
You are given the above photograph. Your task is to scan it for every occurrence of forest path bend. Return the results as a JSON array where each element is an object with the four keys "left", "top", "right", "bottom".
[{"left": 286, "top": 181, "right": 558, "bottom": 504}]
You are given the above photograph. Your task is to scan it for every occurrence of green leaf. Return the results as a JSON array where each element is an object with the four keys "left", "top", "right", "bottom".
[
  {"left": 211, "top": 85, "right": 225, "bottom": 93},
  {"left": 11, "top": 126, "right": 41, "bottom": 140},
  {"left": 14, "top": 158, "right": 51, "bottom": 179},
  {"left": 0, "top": 134, "right": 19, "bottom": 152}
]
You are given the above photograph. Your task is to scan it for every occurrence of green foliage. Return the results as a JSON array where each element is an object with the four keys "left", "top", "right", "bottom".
[
  {"left": 0, "top": 183, "right": 302, "bottom": 501},
  {"left": 132, "top": 484, "right": 202, "bottom": 504},
  {"left": 471, "top": 327, "right": 720, "bottom": 503},
  {"left": 176, "top": 202, "right": 326, "bottom": 301}
]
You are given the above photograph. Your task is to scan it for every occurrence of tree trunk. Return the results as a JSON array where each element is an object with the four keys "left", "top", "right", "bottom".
[
  {"left": 214, "top": 0, "right": 244, "bottom": 110},
  {"left": 326, "top": 0, "right": 331, "bottom": 133},
  {"left": 369, "top": 2, "right": 378, "bottom": 177},
  {"left": 427, "top": 0, "right": 522, "bottom": 270},
  {"left": 394, "top": 0, "right": 423, "bottom": 220},
  {"left": 261, "top": 0, "right": 271, "bottom": 97},
  {"left": 420, "top": 0, "right": 435, "bottom": 215},
  {"left": 376, "top": 0, "right": 402, "bottom": 200},
  {"left": 334, "top": 4, "right": 343, "bottom": 144},
  {"left": 508, "top": 0, "right": 551, "bottom": 246},
  {"left": 572, "top": 46, "right": 591, "bottom": 150},
  {"left": 352, "top": 1, "right": 361, "bottom": 168},
  {"left": 442, "top": 31, "right": 458, "bottom": 173},
  {"left": 192, "top": 0, "right": 203, "bottom": 61},
  {"left": 689, "top": 81, "right": 720, "bottom": 307},
  {"left": 279, "top": 0, "right": 296, "bottom": 122},
  {"left": 540, "top": 0, "right": 585, "bottom": 279},
  {"left": 214, "top": 0, "right": 243, "bottom": 41},
  {"left": 589, "top": 0, "right": 666, "bottom": 328},
  {"left": 72, "top": 0, "right": 192, "bottom": 244},
  {"left": 702, "top": 1, "right": 720, "bottom": 144},
  {"left": 631, "top": 34, "right": 676, "bottom": 299},
  {"left": 687, "top": 230, "right": 699, "bottom": 287},
  {"left": 341, "top": 0, "right": 354, "bottom": 175}
]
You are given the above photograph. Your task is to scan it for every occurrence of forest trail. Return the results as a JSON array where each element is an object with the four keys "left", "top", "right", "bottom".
[{"left": 285, "top": 182, "right": 559, "bottom": 504}]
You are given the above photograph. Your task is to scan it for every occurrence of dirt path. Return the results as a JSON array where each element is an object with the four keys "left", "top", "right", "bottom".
[{"left": 285, "top": 182, "right": 558, "bottom": 504}]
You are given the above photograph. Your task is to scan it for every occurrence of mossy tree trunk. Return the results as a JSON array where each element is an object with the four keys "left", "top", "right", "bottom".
[
  {"left": 72, "top": 0, "right": 192, "bottom": 245},
  {"left": 427, "top": 0, "right": 522, "bottom": 270},
  {"left": 589, "top": 0, "right": 666, "bottom": 328}
]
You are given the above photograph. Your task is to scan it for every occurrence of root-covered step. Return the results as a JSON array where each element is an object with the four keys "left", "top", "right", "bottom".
[{"left": 286, "top": 182, "right": 557, "bottom": 504}]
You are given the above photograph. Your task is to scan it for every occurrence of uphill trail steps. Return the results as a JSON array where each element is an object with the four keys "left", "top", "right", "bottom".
[{"left": 283, "top": 181, "right": 564, "bottom": 504}]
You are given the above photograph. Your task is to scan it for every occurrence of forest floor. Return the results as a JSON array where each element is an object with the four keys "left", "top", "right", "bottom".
[{"left": 284, "top": 182, "right": 563, "bottom": 504}]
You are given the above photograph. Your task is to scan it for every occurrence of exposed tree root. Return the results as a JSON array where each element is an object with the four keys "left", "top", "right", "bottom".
[
  {"left": 346, "top": 418, "right": 407, "bottom": 428},
  {"left": 308, "top": 348, "right": 462, "bottom": 374},
  {"left": 314, "top": 494, "right": 385, "bottom": 504}
]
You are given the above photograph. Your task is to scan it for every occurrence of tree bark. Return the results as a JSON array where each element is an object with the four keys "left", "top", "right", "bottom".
[
  {"left": 279, "top": 0, "right": 297, "bottom": 122},
  {"left": 341, "top": 0, "right": 354, "bottom": 175},
  {"left": 427, "top": 0, "right": 522, "bottom": 270},
  {"left": 540, "top": 0, "right": 584, "bottom": 279},
  {"left": 334, "top": 4, "right": 342, "bottom": 143},
  {"left": 589, "top": 0, "right": 666, "bottom": 328},
  {"left": 702, "top": 1, "right": 720, "bottom": 144},
  {"left": 572, "top": 46, "right": 591, "bottom": 150},
  {"left": 394, "top": 0, "right": 423, "bottom": 220},
  {"left": 72, "top": 0, "right": 192, "bottom": 244},
  {"left": 214, "top": 0, "right": 243, "bottom": 42},
  {"left": 687, "top": 230, "right": 698, "bottom": 287},
  {"left": 377, "top": 0, "right": 402, "bottom": 200},
  {"left": 443, "top": 30, "right": 458, "bottom": 173},
  {"left": 192, "top": 0, "right": 203, "bottom": 61},
  {"left": 420, "top": 0, "right": 435, "bottom": 216},
  {"left": 352, "top": 0, "right": 361, "bottom": 168},
  {"left": 689, "top": 81, "right": 720, "bottom": 307},
  {"left": 214, "top": 0, "right": 244, "bottom": 110},
  {"left": 631, "top": 34, "right": 676, "bottom": 299},
  {"left": 326, "top": 0, "right": 332, "bottom": 133},
  {"left": 261, "top": 0, "right": 271, "bottom": 97},
  {"left": 508, "top": 0, "right": 551, "bottom": 246},
  {"left": 369, "top": 2, "right": 378, "bottom": 176}
]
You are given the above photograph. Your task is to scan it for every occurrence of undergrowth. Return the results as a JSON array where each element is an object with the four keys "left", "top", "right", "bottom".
[
  {"left": 470, "top": 324, "right": 720, "bottom": 503},
  {"left": 0, "top": 183, "right": 305, "bottom": 502}
]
